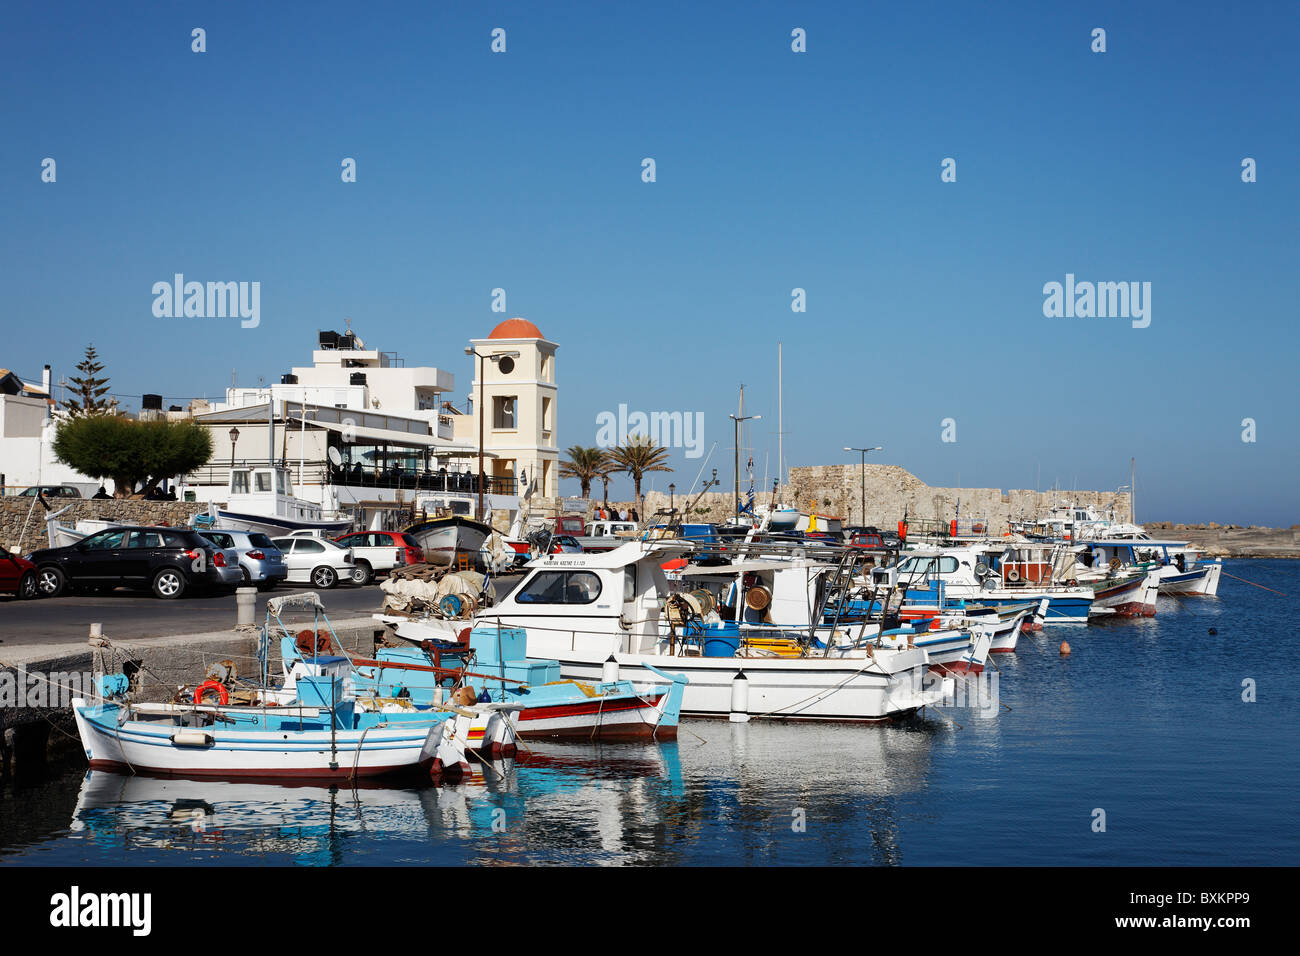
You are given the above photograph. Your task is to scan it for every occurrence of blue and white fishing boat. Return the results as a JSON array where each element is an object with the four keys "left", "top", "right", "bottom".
[
  {"left": 70, "top": 680, "right": 465, "bottom": 782},
  {"left": 1076, "top": 537, "right": 1222, "bottom": 597},
  {"left": 290, "top": 623, "right": 688, "bottom": 741},
  {"left": 872, "top": 542, "right": 1095, "bottom": 624}
]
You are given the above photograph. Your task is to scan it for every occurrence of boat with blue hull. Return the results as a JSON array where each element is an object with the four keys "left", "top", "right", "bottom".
[
  {"left": 344, "top": 624, "right": 688, "bottom": 740},
  {"left": 1076, "top": 538, "right": 1222, "bottom": 597},
  {"left": 70, "top": 686, "right": 465, "bottom": 782},
  {"left": 872, "top": 543, "right": 1095, "bottom": 624}
]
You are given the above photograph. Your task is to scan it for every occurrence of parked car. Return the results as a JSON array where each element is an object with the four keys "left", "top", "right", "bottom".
[
  {"left": 0, "top": 545, "right": 39, "bottom": 599},
  {"left": 196, "top": 529, "right": 289, "bottom": 591},
  {"left": 333, "top": 531, "right": 424, "bottom": 585},
  {"left": 549, "top": 534, "right": 584, "bottom": 555},
  {"left": 270, "top": 536, "right": 354, "bottom": 589},
  {"left": 16, "top": 485, "right": 82, "bottom": 498},
  {"left": 25, "top": 526, "right": 232, "bottom": 599}
]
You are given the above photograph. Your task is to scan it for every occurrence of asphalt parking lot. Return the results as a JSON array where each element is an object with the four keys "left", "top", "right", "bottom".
[{"left": 0, "top": 583, "right": 386, "bottom": 646}]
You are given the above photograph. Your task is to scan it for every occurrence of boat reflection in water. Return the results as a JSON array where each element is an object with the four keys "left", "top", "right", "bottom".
[{"left": 69, "top": 720, "right": 940, "bottom": 865}]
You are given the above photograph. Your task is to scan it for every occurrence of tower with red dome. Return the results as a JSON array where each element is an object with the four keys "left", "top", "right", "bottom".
[{"left": 453, "top": 318, "right": 559, "bottom": 500}]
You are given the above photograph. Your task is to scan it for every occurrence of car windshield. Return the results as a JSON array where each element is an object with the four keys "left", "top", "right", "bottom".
[{"left": 248, "top": 533, "right": 276, "bottom": 549}]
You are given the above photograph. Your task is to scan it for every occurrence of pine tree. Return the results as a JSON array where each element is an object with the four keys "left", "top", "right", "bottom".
[{"left": 64, "top": 345, "right": 113, "bottom": 417}]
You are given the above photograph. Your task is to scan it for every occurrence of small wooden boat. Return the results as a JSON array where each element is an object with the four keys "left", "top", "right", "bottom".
[
  {"left": 402, "top": 515, "right": 494, "bottom": 567},
  {"left": 70, "top": 690, "right": 465, "bottom": 782},
  {"left": 303, "top": 623, "right": 687, "bottom": 741}
]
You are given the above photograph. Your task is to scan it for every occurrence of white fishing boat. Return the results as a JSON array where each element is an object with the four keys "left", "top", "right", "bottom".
[
  {"left": 70, "top": 693, "right": 464, "bottom": 781},
  {"left": 872, "top": 541, "right": 1096, "bottom": 624},
  {"left": 193, "top": 466, "right": 352, "bottom": 538},
  {"left": 1077, "top": 538, "right": 1222, "bottom": 597},
  {"left": 396, "top": 540, "right": 948, "bottom": 722}
]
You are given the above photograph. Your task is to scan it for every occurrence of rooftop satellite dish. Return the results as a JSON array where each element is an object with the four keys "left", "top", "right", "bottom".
[{"left": 327, "top": 447, "right": 343, "bottom": 467}]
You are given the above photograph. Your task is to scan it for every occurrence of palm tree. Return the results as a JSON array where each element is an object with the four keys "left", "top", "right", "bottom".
[
  {"left": 606, "top": 434, "right": 673, "bottom": 508},
  {"left": 559, "top": 446, "right": 608, "bottom": 499}
]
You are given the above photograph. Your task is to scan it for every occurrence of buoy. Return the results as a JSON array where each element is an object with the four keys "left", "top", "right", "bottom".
[
  {"left": 1059, "top": 641, "right": 1071, "bottom": 656},
  {"left": 729, "top": 669, "right": 750, "bottom": 722},
  {"left": 602, "top": 654, "right": 619, "bottom": 682}
]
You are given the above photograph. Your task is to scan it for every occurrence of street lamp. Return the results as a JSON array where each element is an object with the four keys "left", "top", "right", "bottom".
[
  {"left": 844, "top": 445, "right": 882, "bottom": 526},
  {"left": 669, "top": 482, "right": 675, "bottom": 511},
  {"left": 229, "top": 427, "right": 240, "bottom": 468},
  {"left": 465, "top": 346, "right": 521, "bottom": 522},
  {"left": 730, "top": 412, "right": 761, "bottom": 521}
]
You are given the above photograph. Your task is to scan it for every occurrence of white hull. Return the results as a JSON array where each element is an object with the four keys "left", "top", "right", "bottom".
[
  {"left": 529, "top": 644, "right": 942, "bottom": 722},
  {"left": 72, "top": 699, "right": 461, "bottom": 780},
  {"left": 1157, "top": 562, "right": 1221, "bottom": 596}
]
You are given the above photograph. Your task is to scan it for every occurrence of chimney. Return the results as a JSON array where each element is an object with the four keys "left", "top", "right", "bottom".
[{"left": 42, "top": 365, "right": 51, "bottom": 393}]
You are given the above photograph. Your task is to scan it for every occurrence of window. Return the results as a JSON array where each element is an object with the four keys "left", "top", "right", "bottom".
[
  {"left": 624, "top": 568, "right": 636, "bottom": 602},
  {"left": 231, "top": 470, "right": 250, "bottom": 494},
  {"left": 248, "top": 533, "right": 275, "bottom": 549},
  {"left": 128, "top": 531, "right": 167, "bottom": 549},
  {"left": 81, "top": 530, "right": 127, "bottom": 550},
  {"left": 515, "top": 570, "right": 602, "bottom": 604},
  {"left": 295, "top": 540, "right": 325, "bottom": 553},
  {"left": 277, "top": 472, "right": 291, "bottom": 495},
  {"left": 493, "top": 396, "right": 516, "bottom": 429},
  {"left": 255, "top": 471, "right": 273, "bottom": 493},
  {"left": 497, "top": 356, "right": 515, "bottom": 375},
  {"left": 200, "top": 532, "right": 234, "bottom": 549}
]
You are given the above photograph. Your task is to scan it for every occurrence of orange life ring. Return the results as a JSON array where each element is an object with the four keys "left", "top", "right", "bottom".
[{"left": 194, "top": 680, "right": 229, "bottom": 706}]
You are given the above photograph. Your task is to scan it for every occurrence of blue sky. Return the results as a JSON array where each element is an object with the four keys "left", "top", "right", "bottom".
[{"left": 2, "top": 1, "right": 1297, "bottom": 524}]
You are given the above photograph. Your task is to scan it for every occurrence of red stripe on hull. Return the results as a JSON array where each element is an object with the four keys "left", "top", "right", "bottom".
[
  {"left": 516, "top": 694, "right": 664, "bottom": 723},
  {"left": 930, "top": 662, "right": 984, "bottom": 675},
  {"left": 1111, "top": 601, "right": 1156, "bottom": 617},
  {"left": 517, "top": 723, "right": 675, "bottom": 741}
]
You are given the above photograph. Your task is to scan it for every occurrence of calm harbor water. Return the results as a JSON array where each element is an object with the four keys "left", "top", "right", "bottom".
[{"left": 2, "top": 560, "right": 1296, "bottom": 866}]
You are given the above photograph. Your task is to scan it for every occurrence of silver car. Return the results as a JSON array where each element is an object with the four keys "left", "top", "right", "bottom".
[{"left": 197, "top": 529, "right": 289, "bottom": 591}]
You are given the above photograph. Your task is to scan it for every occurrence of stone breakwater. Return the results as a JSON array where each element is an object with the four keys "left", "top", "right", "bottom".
[
  {"left": 0, "top": 498, "right": 210, "bottom": 553},
  {"left": 1144, "top": 523, "right": 1300, "bottom": 559},
  {"left": 616, "top": 465, "right": 1130, "bottom": 530}
]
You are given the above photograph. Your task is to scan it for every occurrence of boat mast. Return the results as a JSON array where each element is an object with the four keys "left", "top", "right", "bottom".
[
  {"left": 777, "top": 342, "right": 783, "bottom": 502},
  {"left": 1131, "top": 456, "right": 1136, "bottom": 524}
]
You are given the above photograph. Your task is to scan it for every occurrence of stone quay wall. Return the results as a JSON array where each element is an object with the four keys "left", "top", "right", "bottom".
[{"left": 0, "top": 498, "right": 210, "bottom": 553}]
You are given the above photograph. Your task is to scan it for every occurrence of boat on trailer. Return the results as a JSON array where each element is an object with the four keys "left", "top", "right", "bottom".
[{"left": 192, "top": 466, "right": 352, "bottom": 538}]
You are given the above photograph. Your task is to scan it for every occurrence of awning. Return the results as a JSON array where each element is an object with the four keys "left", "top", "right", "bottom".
[{"left": 293, "top": 416, "right": 492, "bottom": 456}]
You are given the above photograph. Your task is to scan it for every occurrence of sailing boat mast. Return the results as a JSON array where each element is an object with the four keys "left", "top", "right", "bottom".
[
  {"left": 1131, "top": 456, "right": 1136, "bottom": 524},
  {"left": 777, "top": 342, "right": 784, "bottom": 500}
]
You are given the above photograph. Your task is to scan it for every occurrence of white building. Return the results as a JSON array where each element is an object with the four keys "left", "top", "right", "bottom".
[
  {"left": 0, "top": 366, "right": 102, "bottom": 496},
  {"left": 182, "top": 320, "right": 559, "bottom": 530}
]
